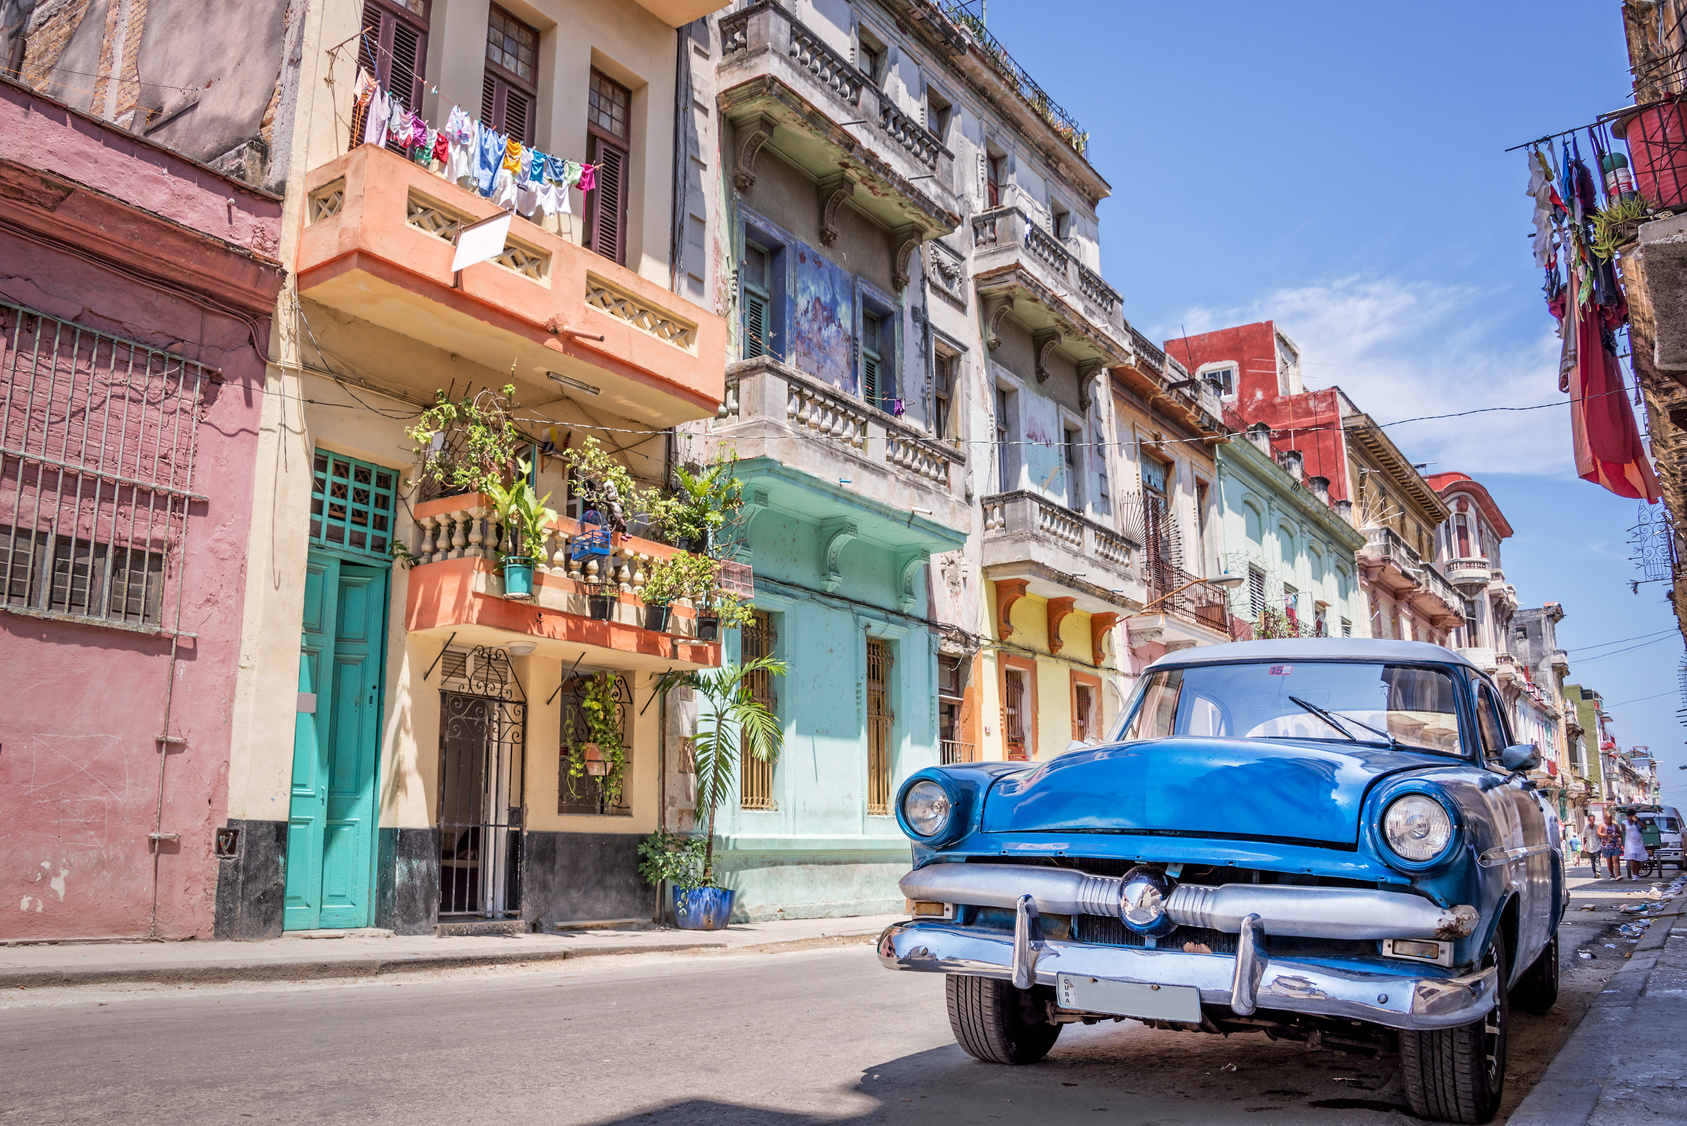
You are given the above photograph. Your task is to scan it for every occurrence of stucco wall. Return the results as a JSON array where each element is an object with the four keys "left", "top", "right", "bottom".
[{"left": 0, "top": 235, "right": 267, "bottom": 940}]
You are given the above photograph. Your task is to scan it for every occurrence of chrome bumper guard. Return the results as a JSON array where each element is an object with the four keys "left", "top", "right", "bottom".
[
  {"left": 898, "top": 863, "right": 1478, "bottom": 942},
  {"left": 878, "top": 917, "right": 1498, "bottom": 1032}
]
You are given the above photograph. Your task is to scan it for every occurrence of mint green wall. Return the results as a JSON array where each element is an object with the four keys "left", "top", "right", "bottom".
[
  {"left": 1215, "top": 440, "right": 1367, "bottom": 634},
  {"left": 709, "top": 472, "right": 961, "bottom": 920}
]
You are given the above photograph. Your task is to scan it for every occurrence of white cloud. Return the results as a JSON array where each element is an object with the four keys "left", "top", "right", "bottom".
[{"left": 1162, "top": 276, "right": 1575, "bottom": 478}]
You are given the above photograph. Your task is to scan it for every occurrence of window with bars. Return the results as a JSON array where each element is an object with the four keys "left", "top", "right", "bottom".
[
  {"left": 739, "top": 610, "right": 779, "bottom": 810},
  {"left": 309, "top": 451, "right": 397, "bottom": 559},
  {"left": 866, "top": 637, "right": 894, "bottom": 816},
  {"left": 1072, "top": 680, "right": 1096, "bottom": 742},
  {"left": 1, "top": 302, "right": 208, "bottom": 632},
  {"left": 586, "top": 70, "right": 631, "bottom": 266},
  {"left": 937, "top": 654, "right": 972, "bottom": 764},
  {"left": 481, "top": 5, "right": 537, "bottom": 145},
  {"left": 352, "top": 0, "right": 429, "bottom": 150},
  {"left": 1002, "top": 666, "right": 1028, "bottom": 759}
]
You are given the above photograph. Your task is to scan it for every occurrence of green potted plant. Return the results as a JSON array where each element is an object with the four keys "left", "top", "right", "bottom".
[
  {"left": 406, "top": 383, "right": 522, "bottom": 497},
  {"left": 561, "top": 436, "right": 638, "bottom": 533},
  {"left": 564, "top": 671, "right": 628, "bottom": 804},
  {"left": 636, "top": 830, "right": 705, "bottom": 922},
  {"left": 665, "top": 456, "right": 745, "bottom": 553},
  {"left": 659, "top": 656, "right": 786, "bottom": 929},
  {"left": 640, "top": 551, "right": 717, "bottom": 633},
  {"left": 481, "top": 460, "right": 556, "bottom": 601}
]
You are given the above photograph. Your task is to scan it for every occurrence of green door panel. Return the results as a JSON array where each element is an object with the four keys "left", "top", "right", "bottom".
[{"left": 285, "top": 554, "right": 386, "bottom": 930}]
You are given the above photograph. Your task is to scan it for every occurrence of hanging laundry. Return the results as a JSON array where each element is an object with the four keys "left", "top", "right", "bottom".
[
  {"left": 475, "top": 123, "right": 505, "bottom": 197},
  {"left": 1527, "top": 149, "right": 1557, "bottom": 270},
  {"left": 578, "top": 163, "right": 597, "bottom": 193},
  {"left": 445, "top": 106, "right": 475, "bottom": 187},
  {"left": 432, "top": 128, "right": 449, "bottom": 167},
  {"left": 503, "top": 137, "right": 524, "bottom": 175},
  {"left": 388, "top": 101, "right": 411, "bottom": 147},
  {"left": 362, "top": 85, "right": 390, "bottom": 147},
  {"left": 409, "top": 118, "right": 431, "bottom": 162},
  {"left": 354, "top": 68, "right": 375, "bottom": 110},
  {"left": 515, "top": 150, "right": 542, "bottom": 217},
  {"left": 1552, "top": 263, "right": 1660, "bottom": 502}
]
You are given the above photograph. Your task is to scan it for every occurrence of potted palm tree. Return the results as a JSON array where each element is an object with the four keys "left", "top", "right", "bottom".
[
  {"left": 661, "top": 655, "right": 786, "bottom": 929},
  {"left": 482, "top": 460, "right": 556, "bottom": 601}
]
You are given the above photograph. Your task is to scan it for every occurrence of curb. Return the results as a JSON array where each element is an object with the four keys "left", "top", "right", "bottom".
[
  {"left": 0, "top": 929, "right": 882, "bottom": 991},
  {"left": 1507, "top": 913, "right": 1681, "bottom": 1126}
]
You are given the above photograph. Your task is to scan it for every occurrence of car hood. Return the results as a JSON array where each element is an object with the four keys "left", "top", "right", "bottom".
[{"left": 979, "top": 738, "right": 1433, "bottom": 846}]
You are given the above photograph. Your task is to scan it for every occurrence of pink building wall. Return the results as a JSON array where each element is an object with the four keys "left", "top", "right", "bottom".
[{"left": 0, "top": 81, "right": 282, "bottom": 940}]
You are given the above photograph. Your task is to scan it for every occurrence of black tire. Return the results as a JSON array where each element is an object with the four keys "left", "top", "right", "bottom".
[
  {"left": 1510, "top": 932, "right": 1559, "bottom": 1014},
  {"left": 1400, "top": 938, "right": 1508, "bottom": 1124},
  {"left": 945, "top": 974, "right": 1062, "bottom": 1065}
]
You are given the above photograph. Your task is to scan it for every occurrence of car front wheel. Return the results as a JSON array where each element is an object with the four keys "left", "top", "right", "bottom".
[
  {"left": 1400, "top": 938, "right": 1508, "bottom": 1124},
  {"left": 1510, "top": 932, "right": 1559, "bottom": 1014},
  {"left": 945, "top": 974, "right": 1061, "bottom": 1065}
]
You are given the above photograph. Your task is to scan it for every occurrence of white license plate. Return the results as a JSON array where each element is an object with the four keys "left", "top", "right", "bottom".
[{"left": 1056, "top": 973, "right": 1203, "bottom": 1022}]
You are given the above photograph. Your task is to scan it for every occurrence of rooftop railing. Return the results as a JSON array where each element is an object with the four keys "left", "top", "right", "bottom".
[{"left": 935, "top": 1, "right": 1089, "bottom": 156}]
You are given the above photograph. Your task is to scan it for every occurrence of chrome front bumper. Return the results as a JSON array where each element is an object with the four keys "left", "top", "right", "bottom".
[{"left": 877, "top": 919, "right": 1498, "bottom": 1032}]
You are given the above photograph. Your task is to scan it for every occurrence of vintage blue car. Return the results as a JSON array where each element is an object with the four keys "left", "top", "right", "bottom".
[{"left": 880, "top": 639, "right": 1564, "bottom": 1124}]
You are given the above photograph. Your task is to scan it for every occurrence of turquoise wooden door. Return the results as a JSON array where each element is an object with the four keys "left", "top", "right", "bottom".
[{"left": 285, "top": 553, "right": 386, "bottom": 930}]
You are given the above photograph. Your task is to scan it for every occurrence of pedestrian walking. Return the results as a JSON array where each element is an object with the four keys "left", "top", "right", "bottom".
[
  {"left": 1600, "top": 810, "right": 1622, "bottom": 879},
  {"left": 1585, "top": 814, "right": 1603, "bottom": 877},
  {"left": 1622, "top": 813, "right": 1650, "bottom": 880}
]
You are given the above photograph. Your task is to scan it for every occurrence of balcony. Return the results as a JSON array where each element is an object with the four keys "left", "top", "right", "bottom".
[
  {"left": 1443, "top": 557, "right": 1492, "bottom": 588},
  {"left": 719, "top": 356, "right": 969, "bottom": 533},
  {"left": 1358, "top": 525, "right": 1423, "bottom": 597},
  {"left": 1412, "top": 561, "right": 1465, "bottom": 630},
  {"left": 718, "top": 1, "right": 957, "bottom": 242},
  {"left": 1129, "top": 564, "right": 1238, "bottom": 652},
  {"left": 1551, "top": 649, "right": 1571, "bottom": 675},
  {"left": 296, "top": 145, "right": 725, "bottom": 427},
  {"left": 980, "top": 490, "right": 1142, "bottom": 616},
  {"left": 972, "top": 206, "right": 1132, "bottom": 373},
  {"left": 404, "top": 494, "right": 721, "bottom": 670}
]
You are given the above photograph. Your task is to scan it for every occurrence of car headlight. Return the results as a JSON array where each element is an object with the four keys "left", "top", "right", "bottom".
[
  {"left": 902, "top": 780, "right": 952, "bottom": 838},
  {"left": 1383, "top": 794, "right": 1454, "bottom": 863}
]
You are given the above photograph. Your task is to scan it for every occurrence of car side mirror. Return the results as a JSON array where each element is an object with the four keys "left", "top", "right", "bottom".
[{"left": 1500, "top": 743, "right": 1541, "bottom": 773}]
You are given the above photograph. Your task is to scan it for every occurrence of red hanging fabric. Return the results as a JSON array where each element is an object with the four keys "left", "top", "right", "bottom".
[{"left": 1556, "top": 283, "right": 1660, "bottom": 502}]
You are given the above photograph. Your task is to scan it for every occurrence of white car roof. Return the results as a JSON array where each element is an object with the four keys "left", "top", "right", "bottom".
[{"left": 1146, "top": 637, "right": 1479, "bottom": 672}]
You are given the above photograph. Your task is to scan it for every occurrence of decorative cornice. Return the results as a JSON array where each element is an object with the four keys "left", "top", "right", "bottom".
[
  {"left": 818, "top": 517, "right": 858, "bottom": 592},
  {"left": 897, "top": 548, "right": 931, "bottom": 612},
  {"left": 1090, "top": 612, "right": 1120, "bottom": 667},
  {"left": 995, "top": 577, "right": 1030, "bottom": 638},
  {"left": 817, "top": 172, "right": 855, "bottom": 246},
  {"left": 732, "top": 112, "right": 779, "bottom": 192},
  {"left": 1046, "top": 596, "right": 1076, "bottom": 653}
]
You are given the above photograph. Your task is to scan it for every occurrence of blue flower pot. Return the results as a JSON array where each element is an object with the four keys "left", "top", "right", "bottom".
[
  {"left": 502, "top": 557, "right": 534, "bottom": 599},
  {"left": 673, "top": 885, "right": 735, "bottom": 930}
]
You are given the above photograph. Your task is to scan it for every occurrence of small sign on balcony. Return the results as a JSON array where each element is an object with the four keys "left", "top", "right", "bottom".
[{"left": 451, "top": 211, "right": 513, "bottom": 273}]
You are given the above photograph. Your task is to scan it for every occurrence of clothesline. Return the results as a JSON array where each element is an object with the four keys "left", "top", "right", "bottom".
[{"left": 352, "top": 67, "right": 598, "bottom": 225}]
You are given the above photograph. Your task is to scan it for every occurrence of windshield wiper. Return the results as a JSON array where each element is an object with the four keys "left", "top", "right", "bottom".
[
  {"left": 1287, "top": 696, "right": 1358, "bottom": 741},
  {"left": 1288, "top": 696, "right": 1399, "bottom": 748}
]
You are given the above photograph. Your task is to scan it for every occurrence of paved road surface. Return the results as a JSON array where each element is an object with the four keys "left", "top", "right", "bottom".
[{"left": 0, "top": 876, "right": 1651, "bottom": 1125}]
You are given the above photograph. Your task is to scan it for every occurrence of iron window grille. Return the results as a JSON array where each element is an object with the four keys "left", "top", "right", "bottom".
[
  {"left": 866, "top": 637, "right": 895, "bottom": 815},
  {"left": 1001, "top": 666, "right": 1027, "bottom": 760},
  {"left": 310, "top": 451, "right": 397, "bottom": 560},
  {"left": 1, "top": 301, "right": 210, "bottom": 633},
  {"left": 558, "top": 671, "right": 633, "bottom": 815},
  {"left": 740, "top": 610, "right": 779, "bottom": 810}
]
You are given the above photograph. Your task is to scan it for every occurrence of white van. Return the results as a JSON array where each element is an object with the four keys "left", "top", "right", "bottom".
[{"left": 1628, "top": 805, "right": 1684, "bottom": 871}]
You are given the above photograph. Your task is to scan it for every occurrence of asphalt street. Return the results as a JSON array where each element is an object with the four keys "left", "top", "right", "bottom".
[{"left": 0, "top": 876, "right": 1655, "bottom": 1126}]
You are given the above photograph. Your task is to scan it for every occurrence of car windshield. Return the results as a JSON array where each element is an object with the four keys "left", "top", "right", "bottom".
[{"left": 1112, "top": 660, "right": 1465, "bottom": 756}]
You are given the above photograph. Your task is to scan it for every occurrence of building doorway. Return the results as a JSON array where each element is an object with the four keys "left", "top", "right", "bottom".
[
  {"left": 285, "top": 552, "right": 388, "bottom": 930},
  {"left": 437, "top": 647, "right": 527, "bottom": 918}
]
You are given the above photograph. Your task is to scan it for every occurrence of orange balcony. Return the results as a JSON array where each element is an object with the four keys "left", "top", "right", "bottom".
[
  {"left": 405, "top": 494, "right": 721, "bottom": 671},
  {"left": 297, "top": 144, "right": 725, "bottom": 427}
]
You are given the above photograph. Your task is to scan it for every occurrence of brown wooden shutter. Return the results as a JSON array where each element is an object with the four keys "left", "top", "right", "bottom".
[
  {"left": 480, "top": 72, "right": 534, "bottom": 145},
  {"left": 588, "top": 138, "right": 629, "bottom": 265},
  {"left": 352, "top": 1, "right": 428, "bottom": 149}
]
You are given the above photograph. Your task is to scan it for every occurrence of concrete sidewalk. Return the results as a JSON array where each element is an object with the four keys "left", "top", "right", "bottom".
[
  {"left": 1510, "top": 906, "right": 1687, "bottom": 1125},
  {"left": 0, "top": 914, "right": 903, "bottom": 990}
]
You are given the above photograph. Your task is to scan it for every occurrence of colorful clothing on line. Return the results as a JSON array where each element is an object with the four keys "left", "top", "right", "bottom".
[
  {"left": 503, "top": 137, "right": 523, "bottom": 175},
  {"left": 475, "top": 124, "right": 505, "bottom": 196},
  {"left": 578, "top": 162, "right": 596, "bottom": 193},
  {"left": 362, "top": 86, "right": 389, "bottom": 147},
  {"left": 445, "top": 106, "right": 475, "bottom": 187}
]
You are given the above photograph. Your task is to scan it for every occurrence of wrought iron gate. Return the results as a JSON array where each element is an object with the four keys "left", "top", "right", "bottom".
[{"left": 437, "top": 647, "right": 526, "bottom": 918}]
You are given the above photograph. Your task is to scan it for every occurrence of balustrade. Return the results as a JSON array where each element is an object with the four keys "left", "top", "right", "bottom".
[{"left": 787, "top": 381, "right": 868, "bottom": 448}]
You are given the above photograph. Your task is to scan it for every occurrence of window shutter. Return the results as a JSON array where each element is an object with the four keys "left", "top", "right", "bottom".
[
  {"left": 1248, "top": 566, "right": 1266, "bottom": 619},
  {"left": 481, "top": 71, "right": 498, "bottom": 128},
  {"left": 744, "top": 291, "right": 768, "bottom": 358},
  {"left": 389, "top": 18, "right": 426, "bottom": 112},
  {"left": 589, "top": 141, "right": 628, "bottom": 265},
  {"left": 862, "top": 351, "right": 878, "bottom": 403},
  {"left": 481, "top": 73, "right": 533, "bottom": 145}
]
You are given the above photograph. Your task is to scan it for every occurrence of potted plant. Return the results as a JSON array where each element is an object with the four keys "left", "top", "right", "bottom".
[
  {"left": 666, "top": 456, "right": 746, "bottom": 553},
  {"left": 657, "top": 656, "right": 786, "bottom": 929},
  {"left": 636, "top": 831, "right": 705, "bottom": 924},
  {"left": 481, "top": 460, "right": 556, "bottom": 601},
  {"left": 562, "top": 436, "right": 639, "bottom": 534},
  {"left": 564, "top": 671, "right": 628, "bottom": 804},
  {"left": 696, "top": 589, "right": 756, "bottom": 642},
  {"left": 640, "top": 551, "right": 715, "bottom": 634},
  {"left": 406, "top": 383, "right": 523, "bottom": 497}
]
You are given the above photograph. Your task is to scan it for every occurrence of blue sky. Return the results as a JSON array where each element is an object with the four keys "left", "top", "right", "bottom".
[{"left": 978, "top": 0, "right": 1684, "bottom": 804}]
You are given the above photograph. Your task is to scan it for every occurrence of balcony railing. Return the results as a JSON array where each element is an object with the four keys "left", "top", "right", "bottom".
[
  {"left": 933, "top": 1, "right": 1088, "bottom": 156},
  {"left": 941, "top": 740, "right": 977, "bottom": 765},
  {"left": 981, "top": 490, "right": 1139, "bottom": 586},
  {"left": 1443, "top": 556, "right": 1492, "bottom": 587},
  {"left": 972, "top": 206, "right": 1123, "bottom": 325},
  {"left": 1145, "top": 563, "right": 1234, "bottom": 636},
  {"left": 719, "top": 2, "right": 950, "bottom": 177},
  {"left": 1416, "top": 560, "right": 1464, "bottom": 618},
  {"left": 721, "top": 356, "right": 966, "bottom": 511},
  {"left": 1362, "top": 525, "right": 1423, "bottom": 580},
  {"left": 410, "top": 494, "right": 710, "bottom": 636}
]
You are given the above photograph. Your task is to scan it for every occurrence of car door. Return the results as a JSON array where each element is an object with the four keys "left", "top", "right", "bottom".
[{"left": 1472, "top": 679, "right": 1551, "bottom": 977}]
